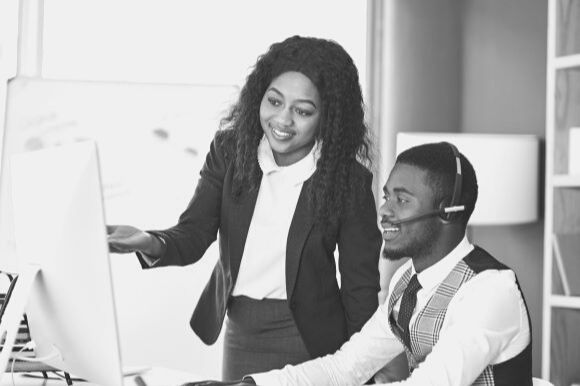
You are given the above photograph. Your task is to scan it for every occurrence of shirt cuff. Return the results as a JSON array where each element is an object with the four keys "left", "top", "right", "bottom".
[
  {"left": 139, "top": 252, "right": 160, "bottom": 267},
  {"left": 137, "top": 234, "right": 166, "bottom": 267}
]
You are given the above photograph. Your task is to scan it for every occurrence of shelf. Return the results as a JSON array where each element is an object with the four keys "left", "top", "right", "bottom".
[
  {"left": 544, "top": 0, "right": 580, "bottom": 381},
  {"left": 553, "top": 174, "right": 580, "bottom": 187},
  {"left": 550, "top": 295, "right": 580, "bottom": 309},
  {"left": 555, "top": 54, "right": 580, "bottom": 69}
]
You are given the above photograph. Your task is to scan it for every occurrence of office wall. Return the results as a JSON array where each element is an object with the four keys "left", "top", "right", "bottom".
[
  {"left": 461, "top": 0, "right": 547, "bottom": 375},
  {"left": 41, "top": 0, "right": 368, "bottom": 93},
  {"left": 378, "top": 0, "right": 462, "bottom": 193}
]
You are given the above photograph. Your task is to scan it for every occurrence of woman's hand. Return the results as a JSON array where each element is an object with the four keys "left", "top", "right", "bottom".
[{"left": 107, "top": 225, "right": 155, "bottom": 254}]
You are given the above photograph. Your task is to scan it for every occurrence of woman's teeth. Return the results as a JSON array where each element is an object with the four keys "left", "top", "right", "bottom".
[{"left": 272, "top": 127, "right": 292, "bottom": 138}]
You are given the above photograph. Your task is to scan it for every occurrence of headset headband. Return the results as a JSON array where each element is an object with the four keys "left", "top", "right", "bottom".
[{"left": 445, "top": 142, "right": 463, "bottom": 221}]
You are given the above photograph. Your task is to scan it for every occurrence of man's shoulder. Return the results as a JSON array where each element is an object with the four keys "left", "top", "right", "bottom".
[
  {"left": 464, "top": 245, "right": 510, "bottom": 274},
  {"left": 460, "top": 247, "right": 522, "bottom": 298},
  {"left": 456, "top": 248, "right": 523, "bottom": 308}
]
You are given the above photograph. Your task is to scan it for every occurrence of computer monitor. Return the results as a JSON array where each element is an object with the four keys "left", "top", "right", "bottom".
[{"left": 5, "top": 141, "right": 125, "bottom": 386}]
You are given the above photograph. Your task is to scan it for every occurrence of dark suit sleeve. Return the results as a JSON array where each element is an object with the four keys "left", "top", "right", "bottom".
[
  {"left": 338, "top": 167, "right": 381, "bottom": 336},
  {"left": 138, "top": 132, "right": 229, "bottom": 268}
]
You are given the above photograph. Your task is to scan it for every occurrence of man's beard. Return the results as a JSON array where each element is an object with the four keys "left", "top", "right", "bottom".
[
  {"left": 382, "top": 247, "right": 409, "bottom": 261},
  {"left": 381, "top": 220, "right": 441, "bottom": 261}
]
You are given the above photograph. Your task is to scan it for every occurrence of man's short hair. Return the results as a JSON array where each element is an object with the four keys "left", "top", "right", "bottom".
[{"left": 395, "top": 142, "right": 478, "bottom": 225}]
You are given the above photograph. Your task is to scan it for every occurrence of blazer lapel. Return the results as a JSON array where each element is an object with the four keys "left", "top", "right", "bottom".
[
  {"left": 229, "top": 188, "right": 259, "bottom": 283},
  {"left": 286, "top": 183, "right": 314, "bottom": 299}
]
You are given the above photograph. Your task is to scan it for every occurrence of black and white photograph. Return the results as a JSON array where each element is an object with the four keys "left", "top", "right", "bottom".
[{"left": 0, "top": 1, "right": 577, "bottom": 385}]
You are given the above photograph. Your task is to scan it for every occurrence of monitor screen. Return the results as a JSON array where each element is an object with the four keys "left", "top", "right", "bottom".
[{"left": 8, "top": 141, "right": 124, "bottom": 386}]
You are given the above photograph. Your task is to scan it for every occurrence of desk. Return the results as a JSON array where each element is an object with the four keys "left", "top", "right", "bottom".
[{"left": 1, "top": 367, "right": 201, "bottom": 386}]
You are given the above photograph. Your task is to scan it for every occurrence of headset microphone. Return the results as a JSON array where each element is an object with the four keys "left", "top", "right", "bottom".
[{"left": 389, "top": 205, "right": 465, "bottom": 226}]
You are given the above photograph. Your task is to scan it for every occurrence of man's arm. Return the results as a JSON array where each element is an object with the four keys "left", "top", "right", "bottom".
[
  {"left": 251, "top": 302, "right": 404, "bottom": 386},
  {"left": 381, "top": 270, "right": 530, "bottom": 386}
]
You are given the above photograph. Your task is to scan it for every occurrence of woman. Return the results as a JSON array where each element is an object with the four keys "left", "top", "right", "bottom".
[{"left": 108, "top": 35, "right": 381, "bottom": 380}]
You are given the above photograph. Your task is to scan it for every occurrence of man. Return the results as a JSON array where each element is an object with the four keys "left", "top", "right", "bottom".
[{"left": 191, "top": 142, "right": 532, "bottom": 386}]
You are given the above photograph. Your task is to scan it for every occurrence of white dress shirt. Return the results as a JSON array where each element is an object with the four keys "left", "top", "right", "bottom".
[
  {"left": 231, "top": 136, "right": 319, "bottom": 299},
  {"left": 251, "top": 236, "right": 531, "bottom": 385}
]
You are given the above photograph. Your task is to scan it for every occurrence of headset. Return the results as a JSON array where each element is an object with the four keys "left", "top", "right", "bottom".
[{"left": 391, "top": 142, "right": 465, "bottom": 225}]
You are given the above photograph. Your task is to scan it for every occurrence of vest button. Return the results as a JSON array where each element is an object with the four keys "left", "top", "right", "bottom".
[{"left": 290, "top": 301, "right": 296, "bottom": 309}]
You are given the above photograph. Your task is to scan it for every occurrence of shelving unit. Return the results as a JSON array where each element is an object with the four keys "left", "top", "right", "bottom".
[
  {"left": 554, "top": 53, "right": 580, "bottom": 69},
  {"left": 553, "top": 175, "right": 580, "bottom": 187},
  {"left": 550, "top": 295, "right": 580, "bottom": 309},
  {"left": 542, "top": 0, "right": 580, "bottom": 385}
]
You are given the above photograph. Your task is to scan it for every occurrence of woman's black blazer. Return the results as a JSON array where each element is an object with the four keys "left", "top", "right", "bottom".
[{"left": 143, "top": 131, "right": 381, "bottom": 359}]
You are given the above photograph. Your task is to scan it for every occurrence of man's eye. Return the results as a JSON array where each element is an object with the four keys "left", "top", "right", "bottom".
[{"left": 397, "top": 197, "right": 408, "bottom": 204}]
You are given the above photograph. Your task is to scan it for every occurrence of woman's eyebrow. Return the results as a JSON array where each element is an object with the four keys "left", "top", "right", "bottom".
[{"left": 266, "top": 87, "right": 283, "bottom": 96}]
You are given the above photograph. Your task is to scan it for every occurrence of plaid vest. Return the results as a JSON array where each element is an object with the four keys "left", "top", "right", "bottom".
[{"left": 387, "top": 247, "right": 532, "bottom": 386}]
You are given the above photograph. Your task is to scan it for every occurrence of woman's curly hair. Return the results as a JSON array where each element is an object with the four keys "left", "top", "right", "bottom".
[{"left": 218, "top": 35, "right": 374, "bottom": 228}]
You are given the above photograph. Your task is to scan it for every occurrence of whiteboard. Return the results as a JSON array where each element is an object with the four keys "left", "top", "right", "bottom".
[
  {"left": 0, "top": 77, "right": 239, "bottom": 377},
  {"left": 1, "top": 77, "right": 238, "bottom": 268}
]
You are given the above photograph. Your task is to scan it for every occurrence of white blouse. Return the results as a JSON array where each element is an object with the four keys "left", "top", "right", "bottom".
[{"left": 231, "top": 136, "right": 319, "bottom": 300}]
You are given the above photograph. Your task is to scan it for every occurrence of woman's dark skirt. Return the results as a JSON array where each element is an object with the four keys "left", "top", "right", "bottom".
[{"left": 222, "top": 295, "right": 311, "bottom": 381}]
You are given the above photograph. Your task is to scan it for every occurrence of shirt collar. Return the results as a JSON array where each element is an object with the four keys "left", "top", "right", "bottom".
[
  {"left": 411, "top": 235, "right": 474, "bottom": 293},
  {"left": 257, "top": 136, "right": 320, "bottom": 185}
]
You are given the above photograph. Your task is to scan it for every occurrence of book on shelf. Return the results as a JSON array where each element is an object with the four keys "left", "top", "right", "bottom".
[{"left": 553, "top": 233, "right": 580, "bottom": 296}]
